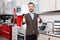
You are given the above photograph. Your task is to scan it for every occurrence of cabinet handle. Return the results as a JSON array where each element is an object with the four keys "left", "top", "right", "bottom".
[{"left": 48, "top": 37, "right": 50, "bottom": 40}]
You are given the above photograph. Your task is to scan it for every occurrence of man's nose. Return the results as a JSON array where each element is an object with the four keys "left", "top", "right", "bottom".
[{"left": 31, "top": 7, "right": 32, "bottom": 9}]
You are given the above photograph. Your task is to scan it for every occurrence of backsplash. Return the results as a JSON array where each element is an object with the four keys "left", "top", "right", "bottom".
[
  {"left": 39, "top": 15, "right": 60, "bottom": 23},
  {"left": 54, "top": 21, "right": 60, "bottom": 35}
]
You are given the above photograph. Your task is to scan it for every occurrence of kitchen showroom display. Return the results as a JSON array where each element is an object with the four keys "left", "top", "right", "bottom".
[{"left": 54, "top": 21, "right": 60, "bottom": 35}]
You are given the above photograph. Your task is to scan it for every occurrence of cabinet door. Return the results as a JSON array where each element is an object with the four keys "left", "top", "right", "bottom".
[
  {"left": 47, "top": 36, "right": 57, "bottom": 40},
  {"left": 50, "top": 36, "right": 60, "bottom": 40},
  {"left": 37, "top": 34, "right": 43, "bottom": 40},
  {"left": 56, "top": 0, "right": 60, "bottom": 10},
  {"left": 0, "top": 25, "right": 2, "bottom": 35},
  {"left": 39, "top": 0, "right": 55, "bottom": 12},
  {"left": 1, "top": 25, "right": 10, "bottom": 32},
  {"left": 37, "top": 34, "right": 49, "bottom": 40},
  {"left": 12, "top": 26, "right": 17, "bottom": 40},
  {"left": 0, "top": 0, "right": 3, "bottom": 14}
]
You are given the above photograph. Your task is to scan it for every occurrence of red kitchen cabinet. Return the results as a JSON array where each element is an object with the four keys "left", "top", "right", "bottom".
[
  {"left": 1, "top": 25, "right": 11, "bottom": 32},
  {"left": 0, "top": 25, "right": 1, "bottom": 35},
  {"left": 17, "top": 16, "right": 23, "bottom": 27},
  {"left": 2, "top": 31, "right": 9, "bottom": 39},
  {"left": 0, "top": 25, "right": 12, "bottom": 40}
]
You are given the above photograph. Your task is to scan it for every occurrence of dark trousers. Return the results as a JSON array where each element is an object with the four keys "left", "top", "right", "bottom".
[{"left": 26, "top": 34, "right": 37, "bottom": 40}]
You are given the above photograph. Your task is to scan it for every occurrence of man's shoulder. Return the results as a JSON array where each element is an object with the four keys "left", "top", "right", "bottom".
[
  {"left": 24, "top": 13, "right": 29, "bottom": 17},
  {"left": 24, "top": 14, "right": 28, "bottom": 16},
  {"left": 34, "top": 13, "right": 39, "bottom": 16}
]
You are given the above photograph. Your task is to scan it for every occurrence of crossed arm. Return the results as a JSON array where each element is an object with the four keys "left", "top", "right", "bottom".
[{"left": 22, "top": 15, "right": 42, "bottom": 25}]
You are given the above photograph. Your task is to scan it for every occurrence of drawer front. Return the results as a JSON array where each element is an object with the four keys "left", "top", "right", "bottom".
[
  {"left": 1, "top": 31, "right": 12, "bottom": 40},
  {"left": 0, "top": 25, "right": 1, "bottom": 35},
  {"left": 1, "top": 25, "right": 11, "bottom": 32},
  {"left": 0, "top": 25, "right": 12, "bottom": 40},
  {"left": 1, "top": 31, "right": 10, "bottom": 39}
]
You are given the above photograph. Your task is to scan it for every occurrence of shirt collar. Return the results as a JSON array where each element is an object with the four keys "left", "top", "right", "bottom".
[{"left": 29, "top": 12, "right": 34, "bottom": 15}]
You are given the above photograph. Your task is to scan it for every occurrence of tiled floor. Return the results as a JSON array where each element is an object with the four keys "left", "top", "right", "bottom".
[
  {"left": 0, "top": 35, "right": 24, "bottom": 40},
  {"left": 0, "top": 36, "right": 7, "bottom": 40}
]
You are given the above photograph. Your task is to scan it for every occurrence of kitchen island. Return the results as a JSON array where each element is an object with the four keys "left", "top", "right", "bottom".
[
  {"left": 0, "top": 23, "right": 14, "bottom": 40},
  {"left": 38, "top": 32, "right": 60, "bottom": 40}
]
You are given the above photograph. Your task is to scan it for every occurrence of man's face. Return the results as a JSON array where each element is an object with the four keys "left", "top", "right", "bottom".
[{"left": 28, "top": 4, "right": 34, "bottom": 12}]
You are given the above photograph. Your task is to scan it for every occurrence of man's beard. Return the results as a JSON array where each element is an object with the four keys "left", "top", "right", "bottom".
[{"left": 29, "top": 9, "right": 34, "bottom": 12}]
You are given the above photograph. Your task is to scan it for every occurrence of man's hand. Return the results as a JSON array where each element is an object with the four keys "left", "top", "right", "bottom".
[
  {"left": 37, "top": 16, "right": 42, "bottom": 23},
  {"left": 22, "top": 16, "right": 26, "bottom": 24},
  {"left": 37, "top": 17, "right": 40, "bottom": 23}
]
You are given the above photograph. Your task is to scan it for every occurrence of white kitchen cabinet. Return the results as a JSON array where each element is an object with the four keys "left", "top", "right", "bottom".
[
  {"left": 39, "top": 0, "right": 55, "bottom": 13},
  {"left": 38, "top": 34, "right": 60, "bottom": 40},
  {"left": 12, "top": 25, "right": 18, "bottom": 40},
  {"left": 55, "top": 0, "right": 60, "bottom": 10},
  {"left": 37, "top": 34, "right": 49, "bottom": 40},
  {"left": 50, "top": 36, "right": 60, "bottom": 40},
  {"left": 37, "top": 34, "right": 43, "bottom": 40}
]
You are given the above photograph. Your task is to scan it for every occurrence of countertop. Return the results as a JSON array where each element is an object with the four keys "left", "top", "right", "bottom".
[
  {"left": 39, "top": 10, "right": 60, "bottom": 15},
  {"left": 39, "top": 32, "right": 60, "bottom": 38},
  {"left": 0, "top": 22, "right": 14, "bottom": 26}
]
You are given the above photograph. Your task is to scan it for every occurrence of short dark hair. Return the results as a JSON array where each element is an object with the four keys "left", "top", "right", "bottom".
[{"left": 28, "top": 2, "right": 35, "bottom": 6}]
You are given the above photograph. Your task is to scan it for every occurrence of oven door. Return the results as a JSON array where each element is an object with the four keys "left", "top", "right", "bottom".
[{"left": 17, "top": 24, "right": 26, "bottom": 40}]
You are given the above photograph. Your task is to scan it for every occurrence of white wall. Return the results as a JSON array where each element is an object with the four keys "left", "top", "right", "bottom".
[
  {"left": 39, "top": 0, "right": 55, "bottom": 13},
  {"left": 16, "top": 0, "right": 30, "bottom": 15},
  {"left": 21, "top": 0, "right": 29, "bottom": 13},
  {"left": 1, "top": 0, "right": 16, "bottom": 15}
]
